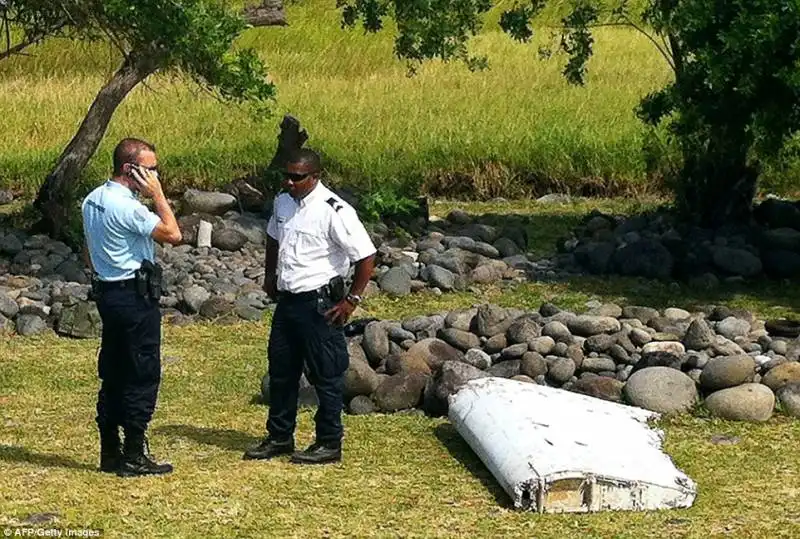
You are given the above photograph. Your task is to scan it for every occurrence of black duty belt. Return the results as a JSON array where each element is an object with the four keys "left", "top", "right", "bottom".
[
  {"left": 95, "top": 278, "right": 137, "bottom": 291},
  {"left": 278, "top": 284, "right": 332, "bottom": 301}
]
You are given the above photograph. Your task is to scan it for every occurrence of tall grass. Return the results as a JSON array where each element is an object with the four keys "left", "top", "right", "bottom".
[{"left": 0, "top": 0, "right": 793, "bottom": 198}]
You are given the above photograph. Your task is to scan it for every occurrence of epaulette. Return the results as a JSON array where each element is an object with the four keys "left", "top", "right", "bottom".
[{"left": 326, "top": 197, "right": 343, "bottom": 212}]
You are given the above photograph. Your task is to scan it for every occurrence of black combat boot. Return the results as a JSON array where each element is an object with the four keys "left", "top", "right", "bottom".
[
  {"left": 242, "top": 437, "right": 294, "bottom": 460},
  {"left": 290, "top": 441, "right": 341, "bottom": 465},
  {"left": 118, "top": 429, "right": 173, "bottom": 478},
  {"left": 99, "top": 425, "right": 122, "bottom": 473}
]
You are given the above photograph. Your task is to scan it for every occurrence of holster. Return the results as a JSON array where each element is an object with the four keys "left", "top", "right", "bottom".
[
  {"left": 90, "top": 274, "right": 102, "bottom": 301},
  {"left": 327, "top": 275, "right": 346, "bottom": 303},
  {"left": 135, "top": 260, "right": 163, "bottom": 301}
]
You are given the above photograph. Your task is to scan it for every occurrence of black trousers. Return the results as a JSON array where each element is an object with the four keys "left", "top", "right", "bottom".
[
  {"left": 95, "top": 283, "right": 161, "bottom": 435},
  {"left": 267, "top": 292, "right": 349, "bottom": 445}
]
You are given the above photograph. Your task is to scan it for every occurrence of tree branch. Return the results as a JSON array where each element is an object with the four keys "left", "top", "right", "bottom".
[
  {"left": 588, "top": 20, "right": 675, "bottom": 72},
  {"left": 0, "top": 33, "right": 47, "bottom": 61}
]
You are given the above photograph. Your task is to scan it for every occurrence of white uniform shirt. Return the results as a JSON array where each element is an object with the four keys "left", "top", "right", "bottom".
[{"left": 266, "top": 182, "right": 376, "bottom": 293}]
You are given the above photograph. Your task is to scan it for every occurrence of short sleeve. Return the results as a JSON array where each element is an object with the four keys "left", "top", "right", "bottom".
[
  {"left": 117, "top": 201, "right": 160, "bottom": 238},
  {"left": 329, "top": 206, "right": 376, "bottom": 262},
  {"left": 267, "top": 199, "right": 278, "bottom": 240}
]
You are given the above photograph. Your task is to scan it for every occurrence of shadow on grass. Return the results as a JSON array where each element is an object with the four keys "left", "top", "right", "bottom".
[
  {"left": 432, "top": 423, "right": 512, "bottom": 509},
  {"left": 0, "top": 444, "right": 95, "bottom": 471},
  {"left": 154, "top": 425, "right": 261, "bottom": 452}
]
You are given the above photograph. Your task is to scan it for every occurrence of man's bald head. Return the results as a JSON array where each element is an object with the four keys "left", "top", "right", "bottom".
[{"left": 113, "top": 138, "right": 156, "bottom": 176}]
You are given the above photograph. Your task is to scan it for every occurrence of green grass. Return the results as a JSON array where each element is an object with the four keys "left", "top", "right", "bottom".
[
  {"left": 2, "top": 199, "right": 800, "bottom": 537},
  {"left": 3, "top": 2, "right": 798, "bottom": 201},
  {"left": 0, "top": 0, "right": 679, "bottom": 199},
  {"left": 2, "top": 294, "right": 800, "bottom": 537}
]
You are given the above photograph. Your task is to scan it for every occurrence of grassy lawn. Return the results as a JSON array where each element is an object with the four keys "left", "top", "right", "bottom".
[
  {"left": 0, "top": 0, "right": 676, "bottom": 197},
  {"left": 2, "top": 200, "right": 800, "bottom": 537}
]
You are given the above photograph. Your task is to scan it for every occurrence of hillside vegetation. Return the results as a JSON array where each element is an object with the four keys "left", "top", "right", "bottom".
[{"left": 0, "top": 0, "right": 796, "bottom": 200}]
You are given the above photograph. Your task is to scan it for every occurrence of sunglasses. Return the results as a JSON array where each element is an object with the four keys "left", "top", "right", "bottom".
[
  {"left": 283, "top": 171, "right": 314, "bottom": 183},
  {"left": 127, "top": 163, "right": 159, "bottom": 173}
]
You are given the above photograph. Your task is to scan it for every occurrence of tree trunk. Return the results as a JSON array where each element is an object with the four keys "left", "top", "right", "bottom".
[
  {"left": 679, "top": 131, "right": 758, "bottom": 228},
  {"left": 33, "top": 55, "right": 157, "bottom": 239}
]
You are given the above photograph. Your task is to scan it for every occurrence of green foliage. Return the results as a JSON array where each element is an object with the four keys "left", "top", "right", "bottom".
[
  {"left": 500, "top": 0, "right": 800, "bottom": 223},
  {"left": 335, "top": 0, "right": 800, "bottom": 222},
  {"left": 337, "top": 0, "right": 496, "bottom": 70},
  {"left": 1, "top": 1, "right": 275, "bottom": 110},
  {"left": 635, "top": 0, "right": 800, "bottom": 157},
  {"left": 359, "top": 187, "right": 419, "bottom": 222}
]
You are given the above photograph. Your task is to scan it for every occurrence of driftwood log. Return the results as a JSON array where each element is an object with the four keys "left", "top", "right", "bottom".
[
  {"left": 224, "top": 114, "right": 309, "bottom": 212},
  {"left": 242, "top": 0, "right": 288, "bottom": 27},
  {"left": 268, "top": 114, "right": 309, "bottom": 170}
]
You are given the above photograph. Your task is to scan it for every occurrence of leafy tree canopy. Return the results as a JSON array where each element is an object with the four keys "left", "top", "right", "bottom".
[{"left": 1, "top": 0, "right": 275, "bottom": 107}]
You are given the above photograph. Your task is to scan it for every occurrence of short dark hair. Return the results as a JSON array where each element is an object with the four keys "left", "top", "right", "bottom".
[
  {"left": 286, "top": 148, "right": 321, "bottom": 174},
  {"left": 112, "top": 138, "right": 156, "bottom": 176}
]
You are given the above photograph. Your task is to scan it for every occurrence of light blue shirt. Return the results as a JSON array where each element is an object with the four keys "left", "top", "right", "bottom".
[{"left": 82, "top": 180, "right": 161, "bottom": 281}]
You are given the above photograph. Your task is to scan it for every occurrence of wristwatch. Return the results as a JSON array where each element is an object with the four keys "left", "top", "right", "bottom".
[{"left": 346, "top": 293, "right": 362, "bottom": 306}]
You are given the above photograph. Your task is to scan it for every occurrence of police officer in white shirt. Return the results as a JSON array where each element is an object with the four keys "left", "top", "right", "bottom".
[
  {"left": 244, "top": 148, "right": 376, "bottom": 464},
  {"left": 82, "top": 138, "right": 182, "bottom": 477}
]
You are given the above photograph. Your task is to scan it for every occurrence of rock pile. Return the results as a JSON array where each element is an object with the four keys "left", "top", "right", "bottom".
[
  {"left": 291, "top": 301, "right": 800, "bottom": 422},
  {"left": 0, "top": 190, "right": 570, "bottom": 338},
  {"left": 2, "top": 189, "right": 798, "bottom": 341},
  {"left": 560, "top": 197, "right": 800, "bottom": 284}
]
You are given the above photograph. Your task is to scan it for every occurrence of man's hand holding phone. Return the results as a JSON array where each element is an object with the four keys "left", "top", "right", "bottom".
[{"left": 128, "top": 164, "right": 163, "bottom": 199}]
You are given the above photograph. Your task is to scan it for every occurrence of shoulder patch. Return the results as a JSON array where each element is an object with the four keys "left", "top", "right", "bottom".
[
  {"left": 85, "top": 199, "right": 105, "bottom": 213},
  {"left": 326, "top": 197, "right": 343, "bottom": 212}
]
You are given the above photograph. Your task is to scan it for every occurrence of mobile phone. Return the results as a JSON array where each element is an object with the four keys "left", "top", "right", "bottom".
[{"left": 127, "top": 164, "right": 148, "bottom": 187}]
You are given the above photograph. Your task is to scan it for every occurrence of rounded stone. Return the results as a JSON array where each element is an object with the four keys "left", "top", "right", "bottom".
[
  {"left": 567, "top": 315, "right": 621, "bottom": 337},
  {"left": 344, "top": 339, "right": 381, "bottom": 400},
  {"left": 520, "top": 351, "right": 547, "bottom": 379},
  {"left": 378, "top": 267, "right": 412, "bottom": 296},
  {"left": 623, "top": 367, "right": 699, "bottom": 414},
  {"left": 642, "top": 341, "right": 686, "bottom": 357},
  {"left": 580, "top": 356, "right": 616, "bottom": 373},
  {"left": 664, "top": 308, "right": 691, "bottom": 321},
  {"left": 438, "top": 328, "right": 481, "bottom": 352},
  {"left": 629, "top": 328, "right": 653, "bottom": 347},
  {"left": 571, "top": 376, "right": 625, "bottom": 403},
  {"left": 700, "top": 355, "right": 756, "bottom": 391},
  {"left": 348, "top": 395, "right": 377, "bottom": 415},
  {"left": 547, "top": 357, "right": 576, "bottom": 384},
  {"left": 704, "top": 384, "right": 775, "bottom": 422},
  {"left": 552, "top": 341, "right": 569, "bottom": 356},
  {"left": 716, "top": 316, "right": 752, "bottom": 341},
  {"left": 683, "top": 319, "right": 716, "bottom": 350},
  {"left": 373, "top": 372, "right": 429, "bottom": 412},
  {"left": 760, "top": 362, "right": 800, "bottom": 391},
  {"left": 463, "top": 348, "right": 492, "bottom": 370},
  {"left": 529, "top": 336, "right": 556, "bottom": 355},
  {"left": 776, "top": 383, "right": 800, "bottom": 418},
  {"left": 542, "top": 321, "right": 572, "bottom": 343},
  {"left": 771, "top": 340, "right": 789, "bottom": 356}
]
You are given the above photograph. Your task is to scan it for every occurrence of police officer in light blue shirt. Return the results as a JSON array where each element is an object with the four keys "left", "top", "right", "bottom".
[
  {"left": 83, "top": 179, "right": 161, "bottom": 281},
  {"left": 81, "top": 137, "right": 182, "bottom": 477}
]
